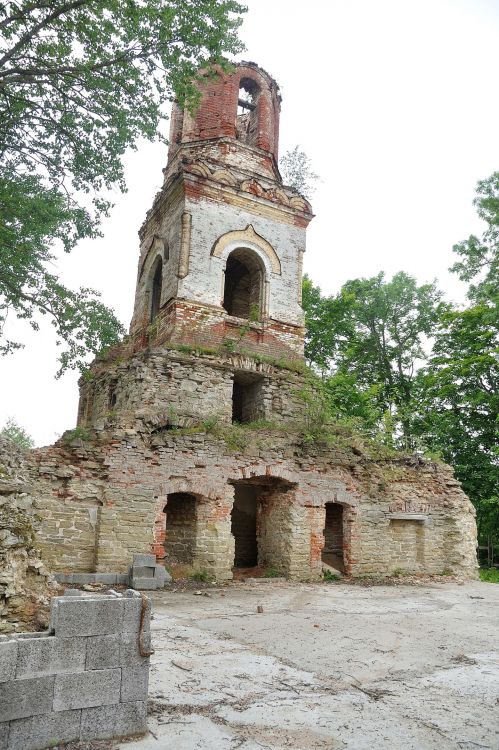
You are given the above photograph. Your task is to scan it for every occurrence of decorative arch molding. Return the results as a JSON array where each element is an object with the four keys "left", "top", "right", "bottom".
[{"left": 211, "top": 225, "right": 281, "bottom": 275}]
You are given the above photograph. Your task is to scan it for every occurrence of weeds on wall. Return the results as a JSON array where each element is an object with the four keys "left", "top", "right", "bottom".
[{"left": 62, "top": 426, "right": 91, "bottom": 443}]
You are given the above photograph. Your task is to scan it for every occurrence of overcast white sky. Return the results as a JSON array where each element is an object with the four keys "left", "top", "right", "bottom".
[{"left": 2, "top": 0, "right": 499, "bottom": 446}]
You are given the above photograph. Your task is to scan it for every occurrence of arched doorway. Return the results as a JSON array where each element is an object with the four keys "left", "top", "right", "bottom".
[
  {"left": 223, "top": 248, "right": 264, "bottom": 319},
  {"left": 322, "top": 502, "right": 345, "bottom": 574},
  {"left": 164, "top": 492, "right": 197, "bottom": 564},
  {"left": 230, "top": 476, "right": 296, "bottom": 575}
]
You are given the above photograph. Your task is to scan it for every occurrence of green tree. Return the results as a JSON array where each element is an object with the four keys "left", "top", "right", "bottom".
[
  {"left": 279, "top": 146, "right": 318, "bottom": 199},
  {"left": 417, "top": 173, "right": 499, "bottom": 548},
  {"left": 302, "top": 272, "right": 445, "bottom": 447},
  {"left": 0, "top": 0, "right": 245, "bottom": 373},
  {"left": 0, "top": 417, "right": 34, "bottom": 450}
]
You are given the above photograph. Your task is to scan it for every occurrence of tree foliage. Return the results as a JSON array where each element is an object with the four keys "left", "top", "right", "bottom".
[
  {"left": 303, "top": 271, "right": 444, "bottom": 447},
  {"left": 302, "top": 172, "right": 499, "bottom": 546},
  {"left": 0, "top": 0, "right": 246, "bottom": 372},
  {"left": 279, "top": 145, "right": 318, "bottom": 199},
  {"left": 0, "top": 417, "right": 34, "bottom": 450}
]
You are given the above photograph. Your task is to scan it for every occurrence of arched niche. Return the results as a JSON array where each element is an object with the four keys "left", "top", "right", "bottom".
[
  {"left": 211, "top": 225, "right": 281, "bottom": 275},
  {"left": 223, "top": 247, "right": 266, "bottom": 319},
  {"left": 149, "top": 256, "right": 163, "bottom": 323}
]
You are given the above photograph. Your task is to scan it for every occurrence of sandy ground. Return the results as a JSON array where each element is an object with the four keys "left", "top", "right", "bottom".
[{"left": 119, "top": 580, "right": 499, "bottom": 750}]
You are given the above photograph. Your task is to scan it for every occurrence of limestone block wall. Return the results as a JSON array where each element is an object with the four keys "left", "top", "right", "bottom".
[
  {"left": 77, "top": 349, "right": 307, "bottom": 432},
  {"left": 27, "top": 425, "right": 477, "bottom": 582},
  {"left": 0, "top": 590, "right": 150, "bottom": 749}
]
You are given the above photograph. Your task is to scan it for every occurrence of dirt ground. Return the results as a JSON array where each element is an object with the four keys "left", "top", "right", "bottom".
[{"left": 114, "top": 579, "right": 499, "bottom": 750}]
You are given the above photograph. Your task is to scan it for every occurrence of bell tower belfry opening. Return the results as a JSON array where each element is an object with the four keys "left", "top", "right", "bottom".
[{"left": 128, "top": 61, "right": 314, "bottom": 362}]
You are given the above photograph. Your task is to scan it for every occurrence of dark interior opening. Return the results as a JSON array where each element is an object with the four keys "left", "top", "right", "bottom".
[
  {"left": 322, "top": 503, "right": 345, "bottom": 573},
  {"left": 231, "top": 484, "right": 258, "bottom": 568},
  {"left": 109, "top": 380, "right": 117, "bottom": 409},
  {"left": 150, "top": 258, "right": 163, "bottom": 323},
  {"left": 232, "top": 372, "right": 264, "bottom": 424},
  {"left": 223, "top": 248, "right": 262, "bottom": 319},
  {"left": 236, "top": 78, "right": 259, "bottom": 146},
  {"left": 164, "top": 492, "right": 196, "bottom": 564}
]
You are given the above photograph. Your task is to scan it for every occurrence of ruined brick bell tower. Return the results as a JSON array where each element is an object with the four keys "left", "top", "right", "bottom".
[
  {"left": 128, "top": 61, "right": 313, "bottom": 360},
  {"left": 65, "top": 61, "right": 476, "bottom": 584}
]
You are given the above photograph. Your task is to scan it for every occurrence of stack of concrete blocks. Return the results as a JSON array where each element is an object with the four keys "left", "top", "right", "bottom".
[
  {"left": 129, "top": 553, "right": 170, "bottom": 590},
  {"left": 0, "top": 590, "right": 151, "bottom": 749}
]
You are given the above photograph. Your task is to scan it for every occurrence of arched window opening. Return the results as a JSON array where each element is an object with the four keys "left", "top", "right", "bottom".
[
  {"left": 236, "top": 78, "right": 259, "bottom": 146},
  {"left": 150, "top": 258, "right": 163, "bottom": 323},
  {"left": 223, "top": 248, "right": 263, "bottom": 319}
]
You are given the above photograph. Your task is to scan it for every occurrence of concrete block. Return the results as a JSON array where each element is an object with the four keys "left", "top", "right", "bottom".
[
  {"left": 80, "top": 701, "right": 147, "bottom": 740},
  {"left": 53, "top": 668, "right": 121, "bottom": 711},
  {"left": 117, "top": 573, "right": 130, "bottom": 585},
  {"left": 69, "top": 573, "right": 97, "bottom": 584},
  {"left": 16, "top": 636, "right": 86, "bottom": 678},
  {"left": 122, "top": 593, "right": 151, "bottom": 635},
  {"left": 131, "top": 566, "right": 155, "bottom": 578},
  {"left": 0, "top": 721, "right": 9, "bottom": 749},
  {"left": 93, "top": 573, "right": 119, "bottom": 584},
  {"left": 80, "top": 704, "right": 119, "bottom": 740},
  {"left": 121, "top": 665, "right": 149, "bottom": 702},
  {"left": 85, "top": 635, "right": 121, "bottom": 670},
  {"left": 0, "top": 676, "right": 55, "bottom": 721},
  {"left": 132, "top": 553, "right": 156, "bottom": 567},
  {"left": 116, "top": 700, "right": 147, "bottom": 737},
  {"left": 0, "top": 640, "right": 18, "bottom": 683},
  {"left": 154, "top": 565, "right": 171, "bottom": 585},
  {"left": 51, "top": 597, "right": 124, "bottom": 637},
  {"left": 131, "top": 577, "right": 158, "bottom": 590},
  {"left": 120, "top": 633, "right": 152, "bottom": 666},
  {"left": 63, "top": 588, "right": 82, "bottom": 596},
  {"left": 7, "top": 709, "right": 81, "bottom": 750}
]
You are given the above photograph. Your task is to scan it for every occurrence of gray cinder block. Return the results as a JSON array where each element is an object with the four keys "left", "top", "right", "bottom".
[
  {"left": 119, "top": 633, "right": 152, "bottom": 666},
  {"left": 131, "top": 577, "right": 158, "bottom": 590},
  {"left": 116, "top": 573, "right": 130, "bottom": 585},
  {"left": 16, "top": 636, "right": 86, "bottom": 678},
  {"left": 122, "top": 592, "right": 151, "bottom": 635},
  {"left": 121, "top": 665, "right": 149, "bottom": 702},
  {"left": 132, "top": 553, "right": 156, "bottom": 567},
  {"left": 116, "top": 700, "right": 147, "bottom": 737},
  {"left": 53, "top": 668, "right": 121, "bottom": 711},
  {"left": 51, "top": 597, "right": 124, "bottom": 637},
  {"left": 0, "top": 676, "right": 55, "bottom": 721},
  {"left": 7, "top": 708, "right": 81, "bottom": 750},
  {"left": 85, "top": 635, "right": 121, "bottom": 670},
  {"left": 80, "top": 700, "right": 147, "bottom": 740},
  {"left": 0, "top": 640, "right": 18, "bottom": 683},
  {"left": 0, "top": 720, "right": 9, "bottom": 749},
  {"left": 131, "top": 566, "right": 155, "bottom": 578},
  {"left": 154, "top": 565, "right": 171, "bottom": 585},
  {"left": 93, "top": 573, "right": 119, "bottom": 584}
]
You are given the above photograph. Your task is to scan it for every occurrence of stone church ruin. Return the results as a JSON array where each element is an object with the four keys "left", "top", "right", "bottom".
[{"left": 15, "top": 62, "right": 477, "bottom": 582}]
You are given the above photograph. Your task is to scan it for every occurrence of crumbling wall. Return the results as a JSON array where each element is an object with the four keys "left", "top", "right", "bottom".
[
  {"left": 0, "top": 590, "right": 150, "bottom": 749},
  {"left": 77, "top": 349, "right": 306, "bottom": 432},
  {"left": 0, "top": 438, "right": 55, "bottom": 635},
  {"left": 24, "top": 382, "right": 478, "bottom": 583}
]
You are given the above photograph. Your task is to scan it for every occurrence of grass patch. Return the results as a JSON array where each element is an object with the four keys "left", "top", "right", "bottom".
[
  {"left": 263, "top": 567, "right": 281, "bottom": 578},
  {"left": 479, "top": 567, "right": 499, "bottom": 583},
  {"left": 323, "top": 569, "right": 340, "bottom": 582},
  {"left": 190, "top": 570, "right": 212, "bottom": 583}
]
